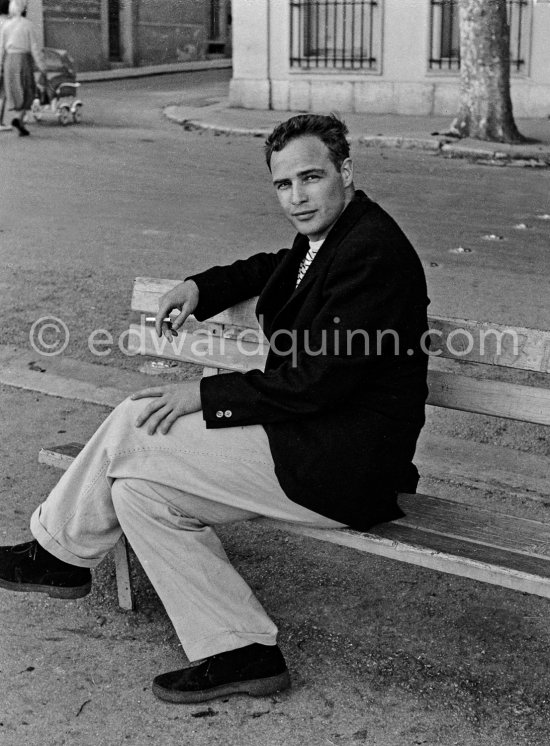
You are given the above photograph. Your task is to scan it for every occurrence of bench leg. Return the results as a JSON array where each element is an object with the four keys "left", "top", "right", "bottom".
[{"left": 113, "top": 535, "right": 134, "bottom": 611}]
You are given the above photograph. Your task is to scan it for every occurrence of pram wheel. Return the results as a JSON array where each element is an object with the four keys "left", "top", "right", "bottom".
[
  {"left": 72, "top": 103, "right": 83, "bottom": 124},
  {"left": 57, "top": 106, "right": 71, "bottom": 126}
]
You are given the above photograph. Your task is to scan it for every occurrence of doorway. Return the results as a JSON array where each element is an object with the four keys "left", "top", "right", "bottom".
[
  {"left": 108, "top": 0, "right": 121, "bottom": 61},
  {"left": 209, "top": 0, "right": 232, "bottom": 57}
]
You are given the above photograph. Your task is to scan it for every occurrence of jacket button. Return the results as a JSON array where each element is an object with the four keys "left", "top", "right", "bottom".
[
  {"left": 224, "top": 410, "right": 233, "bottom": 418},
  {"left": 215, "top": 410, "right": 224, "bottom": 418}
]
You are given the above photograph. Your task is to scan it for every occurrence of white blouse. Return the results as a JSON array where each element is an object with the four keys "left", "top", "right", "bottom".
[{"left": 0, "top": 17, "right": 45, "bottom": 71}]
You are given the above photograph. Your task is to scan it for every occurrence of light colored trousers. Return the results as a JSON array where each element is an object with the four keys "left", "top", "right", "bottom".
[{"left": 31, "top": 397, "right": 344, "bottom": 661}]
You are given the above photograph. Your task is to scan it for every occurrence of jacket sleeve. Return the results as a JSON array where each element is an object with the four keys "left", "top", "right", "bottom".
[
  {"left": 200, "top": 236, "right": 419, "bottom": 428},
  {"left": 188, "top": 248, "right": 290, "bottom": 321}
]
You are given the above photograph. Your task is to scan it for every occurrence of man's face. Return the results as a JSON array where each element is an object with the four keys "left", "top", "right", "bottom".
[{"left": 270, "top": 135, "right": 354, "bottom": 242}]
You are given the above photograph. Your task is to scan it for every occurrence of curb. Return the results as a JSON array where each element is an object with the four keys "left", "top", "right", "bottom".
[
  {"left": 359, "top": 136, "right": 550, "bottom": 165},
  {"left": 439, "top": 142, "right": 550, "bottom": 166},
  {"left": 163, "top": 105, "right": 550, "bottom": 165},
  {"left": 358, "top": 135, "right": 442, "bottom": 152},
  {"left": 0, "top": 345, "right": 151, "bottom": 408},
  {"left": 163, "top": 105, "right": 273, "bottom": 137},
  {"left": 78, "top": 59, "right": 231, "bottom": 83}
]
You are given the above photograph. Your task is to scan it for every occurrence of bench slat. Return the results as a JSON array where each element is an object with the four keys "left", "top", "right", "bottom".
[
  {"left": 39, "top": 444, "right": 550, "bottom": 598},
  {"left": 132, "top": 277, "right": 261, "bottom": 329},
  {"left": 427, "top": 370, "right": 550, "bottom": 426},
  {"left": 131, "top": 278, "right": 550, "bottom": 372},
  {"left": 264, "top": 520, "right": 550, "bottom": 599},
  {"left": 131, "top": 277, "right": 180, "bottom": 315},
  {"left": 127, "top": 323, "right": 267, "bottom": 372},
  {"left": 127, "top": 323, "right": 550, "bottom": 425},
  {"left": 429, "top": 317, "right": 550, "bottom": 371},
  {"left": 397, "top": 493, "right": 550, "bottom": 558}
]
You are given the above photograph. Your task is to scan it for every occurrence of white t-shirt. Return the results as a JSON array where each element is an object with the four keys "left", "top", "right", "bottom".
[{"left": 296, "top": 238, "right": 325, "bottom": 286}]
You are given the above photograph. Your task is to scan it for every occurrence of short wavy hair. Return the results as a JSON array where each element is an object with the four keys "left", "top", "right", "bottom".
[{"left": 264, "top": 113, "right": 350, "bottom": 170}]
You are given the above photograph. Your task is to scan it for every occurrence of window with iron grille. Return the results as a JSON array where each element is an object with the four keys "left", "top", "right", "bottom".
[
  {"left": 290, "top": 0, "right": 381, "bottom": 70},
  {"left": 210, "top": 0, "right": 222, "bottom": 39},
  {"left": 429, "top": 0, "right": 530, "bottom": 72}
]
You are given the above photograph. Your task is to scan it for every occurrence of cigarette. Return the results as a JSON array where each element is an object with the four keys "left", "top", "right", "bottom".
[{"left": 145, "top": 317, "right": 172, "bottom": 322}]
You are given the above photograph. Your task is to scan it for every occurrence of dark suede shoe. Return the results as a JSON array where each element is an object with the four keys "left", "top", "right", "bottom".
[
  {"left": 152, "top": 643, "right": 291, "bottom": 704},
  {"left": 0, "top": 540, "right": 91, "bottom": 599}
]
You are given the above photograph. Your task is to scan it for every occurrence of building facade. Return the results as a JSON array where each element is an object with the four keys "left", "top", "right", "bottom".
[
  {"left": 28, "top": 0, "right": 231, "bottom": 72},
  {"left": 229, "top": 0, "right": 550, "bottom": 117}
]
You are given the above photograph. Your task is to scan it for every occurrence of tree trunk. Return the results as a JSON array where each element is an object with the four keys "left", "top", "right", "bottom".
[{"left": 450, "top": 0, "right": 524, "bottom": 143}]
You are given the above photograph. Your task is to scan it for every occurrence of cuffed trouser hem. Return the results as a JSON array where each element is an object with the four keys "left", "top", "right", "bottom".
[
  {"left": 30, "top": 505, "right": 105, "bottom": 569},
  {"left": 184, "top": 631, "right": 279, "bottom": 663}
]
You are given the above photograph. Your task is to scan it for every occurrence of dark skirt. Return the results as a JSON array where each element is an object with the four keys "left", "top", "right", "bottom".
[{"left": 3, "top": 52, "right": 35, "bottom": 111}]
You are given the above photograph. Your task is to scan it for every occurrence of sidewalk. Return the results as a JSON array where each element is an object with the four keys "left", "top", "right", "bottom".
[
  {"left": 164, "top": 99, "right": 550, "bottom": 165},
  {"left": 77, "top": 58, "right": 231, "bottom": 83}
]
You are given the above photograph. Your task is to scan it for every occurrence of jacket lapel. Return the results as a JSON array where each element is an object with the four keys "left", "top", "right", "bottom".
[
  {"left": 273, "top": 190, "right": 372, "bottom": 317},
  {"left": 257, "top": 191, "right": 372, "bottom": 336},
  {"left": 255, "top": 233, "right": 307, "bottom": 336}
]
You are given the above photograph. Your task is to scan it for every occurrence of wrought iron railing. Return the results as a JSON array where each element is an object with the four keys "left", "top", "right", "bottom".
[
  {"left": 429, "top": 0, "right": 529, "bottom": 72},
  {"left": 290, "top": 0, "right": 380, "bottom": 70}
]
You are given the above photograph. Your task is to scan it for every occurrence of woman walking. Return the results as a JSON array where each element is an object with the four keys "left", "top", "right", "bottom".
[
  {"left": 0, "top": 0, "right": 45, "bottom": 136},
  {"left": 0, "top": 0, "right": 10, "bottom": 130}
]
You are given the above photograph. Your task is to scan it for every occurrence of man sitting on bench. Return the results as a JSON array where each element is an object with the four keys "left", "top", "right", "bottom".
[{"left": 0, "top": 114, "right": 429, "bottom": 704}]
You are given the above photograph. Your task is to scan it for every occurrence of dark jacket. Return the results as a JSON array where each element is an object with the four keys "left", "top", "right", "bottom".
[{"left": 190, "top": 190, "right": 430, "bottom": 529}]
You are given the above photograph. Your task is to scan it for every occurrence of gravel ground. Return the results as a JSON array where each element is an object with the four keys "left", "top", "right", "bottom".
[{"left": 2, "top": 384, "right": 550, "bottom": 746}]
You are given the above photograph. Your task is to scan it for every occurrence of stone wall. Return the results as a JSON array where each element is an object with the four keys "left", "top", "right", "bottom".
[
  {"left": 229, "top": 0, "right": 550, "bottom": 118},
  {"left": 40, "top": 0, "right": 210, "bottom": 72}
]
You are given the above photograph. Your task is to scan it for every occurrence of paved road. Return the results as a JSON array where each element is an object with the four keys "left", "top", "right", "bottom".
[{"left": 1, "top": 69, "right": 549, "bottom": 368}]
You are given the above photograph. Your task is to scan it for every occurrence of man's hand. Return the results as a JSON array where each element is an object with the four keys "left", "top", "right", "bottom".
[
  {"left": 131, "top": 380, "right": 202, "bottom": 435},
  {"left": 155, "top": 280, "right": 200, "bottom": 340}
]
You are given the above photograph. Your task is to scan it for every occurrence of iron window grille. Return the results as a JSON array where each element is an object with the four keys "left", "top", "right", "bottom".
[
  {"left": 429, "top": 0, "right": 530, "bottom": 72},
  {"left": 290, "top": 0, "right": 381, "bottom": 70},
  {"left": 210, "top": 0, "right": 224, "bottom": 39}
]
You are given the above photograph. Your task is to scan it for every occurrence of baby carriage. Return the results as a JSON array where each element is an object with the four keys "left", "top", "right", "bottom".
[{"left": 31, "top": 48, "right": 83, "bottom": 126}]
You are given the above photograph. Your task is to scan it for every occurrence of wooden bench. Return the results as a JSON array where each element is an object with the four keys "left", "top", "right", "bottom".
[{"left": 39, "top": 276, "right": 550, "bottom": 611}]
